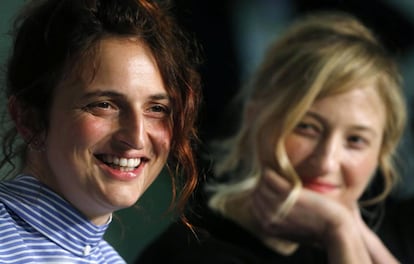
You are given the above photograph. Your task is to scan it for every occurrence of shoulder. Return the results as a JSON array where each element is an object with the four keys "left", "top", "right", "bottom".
[
  {"left": 0, "top": 202, "right": 30, "bottom": 261},
  {"left": 0, "top": 200, "right": 15, "bottom": 224}
]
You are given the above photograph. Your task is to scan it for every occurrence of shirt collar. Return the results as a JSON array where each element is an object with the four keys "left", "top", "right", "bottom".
[{"left": 0, "top": 174, "right": 112, "bottom": 256}]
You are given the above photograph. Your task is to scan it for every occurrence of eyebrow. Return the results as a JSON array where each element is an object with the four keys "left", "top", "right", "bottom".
[
  {"left": 83, "top": 90, "right": 170, "bottom": 101},
  {"left": 305, "top": 111, "right": 379, "bottom": 137},
  {"left": 149, "top": 93, "right": 171, "bottom": 101}
]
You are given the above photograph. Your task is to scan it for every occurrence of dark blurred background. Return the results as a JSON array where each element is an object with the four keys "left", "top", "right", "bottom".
[{"left": 1, "top": 1, "right": 414, "bottom": 263}]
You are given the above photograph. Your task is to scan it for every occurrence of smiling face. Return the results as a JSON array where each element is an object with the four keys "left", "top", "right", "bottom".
[
  {"left": 27, "top": 37, "right": 171, "bottom": 224},
  {"left": 261, "top": 85, "right": 386, "bottom": 209}
]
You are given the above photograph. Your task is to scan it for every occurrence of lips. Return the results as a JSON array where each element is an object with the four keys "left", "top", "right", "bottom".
[{"left": 303, "top": 180, "right": 338, "bottom": 193}]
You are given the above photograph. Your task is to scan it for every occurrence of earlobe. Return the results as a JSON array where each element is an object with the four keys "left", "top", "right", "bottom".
[{"left": 8, "top": 96, "right": 35, "bottom": 142}]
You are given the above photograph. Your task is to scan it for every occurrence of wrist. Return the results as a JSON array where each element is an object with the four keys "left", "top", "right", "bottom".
[{"left": 324, "top": 214, "right": 371, "bottom": 264}]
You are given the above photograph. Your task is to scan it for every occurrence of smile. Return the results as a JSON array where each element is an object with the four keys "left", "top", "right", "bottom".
[{"left": 97, "top": 154, "right": 142, "bottom": 172}]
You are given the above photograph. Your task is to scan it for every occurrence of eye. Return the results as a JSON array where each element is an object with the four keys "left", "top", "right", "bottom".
[
  {"left": 294, "top": 122, "right": 321, "bottom": 138},
  {"left": 150, "top": 105, "right": 169, "bottom": 113},
  {"left": 83, "top": 101, "right": 118, "bottom": 115},
  {"left": 347, "top": 135, "right": 369, "bottom": 149},
  {"left": 91, "top": 102, "right": 112, "bottom": 109},
  {"left": 145, "top": 103, "right": 171, "bottom": 118}
]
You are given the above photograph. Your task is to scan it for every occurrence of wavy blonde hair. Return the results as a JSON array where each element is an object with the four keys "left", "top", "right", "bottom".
[{"left": 208, "top": 11, "right": 406, "bottom": 214}]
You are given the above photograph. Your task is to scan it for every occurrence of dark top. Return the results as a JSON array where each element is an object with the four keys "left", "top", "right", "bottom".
[
  {"left": 136, "top": 162, "right": 411, "bottom": 264},
  {"left": 135, "top": 205, "right": 327, "bottom": 264},
  {"left": 378, "top": 198, "right": 414, "bottom": 264}
]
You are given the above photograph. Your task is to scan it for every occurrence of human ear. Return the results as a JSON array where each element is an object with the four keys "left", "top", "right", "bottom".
[{"left": 8, "top": 96, "right": 41, "bottom": 143}]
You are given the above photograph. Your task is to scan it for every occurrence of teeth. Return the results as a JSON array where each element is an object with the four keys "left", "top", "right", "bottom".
[{"left": 101, "top": 155, "right": 141, "bottom": 168}]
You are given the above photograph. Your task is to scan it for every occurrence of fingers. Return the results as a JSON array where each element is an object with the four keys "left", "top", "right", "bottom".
[
  {"left": 253, "top": 168, "right": 290, "bottom": 215},
  {"left": 253, "top": 168, "right": 292, "bottom": 211},
  {"left": 260, "top": 167, "right": 291, "bottom": 195},
  {"left": 251, "top": 168, "right": 295, "bottom": 234},
  {"left": 251, "top": 192, "right": 276, "bottom": 234}
]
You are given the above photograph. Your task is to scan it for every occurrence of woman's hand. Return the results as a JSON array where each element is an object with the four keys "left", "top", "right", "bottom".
[
  {"left": 352, "top": 208, "right": 400, "bottom": 264},
  {"left": 249, "top": 168, "right": 373, "bottom": 264},
  {"left": 251, "top": 168, "right": 351, "bottom": 243}
]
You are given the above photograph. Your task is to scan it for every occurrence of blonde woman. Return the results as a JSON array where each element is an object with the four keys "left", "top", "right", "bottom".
[{"left": 136, "top": 11, "right": 405, "bottom": 264}]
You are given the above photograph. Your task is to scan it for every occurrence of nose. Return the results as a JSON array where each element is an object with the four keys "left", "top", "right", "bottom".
[
  {"left": 116, "top": 111, "right": 146, "bottom": 150},
  {"left": 308, "top": 136, "right": 341, "bottom": 175}
]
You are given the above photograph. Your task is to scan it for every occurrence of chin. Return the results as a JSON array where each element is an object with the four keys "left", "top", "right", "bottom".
[{"left": 104, "top": 189, "right": 143, "bottom": 209}]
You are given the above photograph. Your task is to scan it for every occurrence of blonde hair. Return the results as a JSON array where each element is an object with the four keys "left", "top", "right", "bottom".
[{"left": 208, "top": 11, "right": 406, "bottom": 213}]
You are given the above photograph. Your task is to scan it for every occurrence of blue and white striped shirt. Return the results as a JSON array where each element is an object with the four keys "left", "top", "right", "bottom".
[{"left": 0, "top": 174, "right": 126, "bottom": 263}]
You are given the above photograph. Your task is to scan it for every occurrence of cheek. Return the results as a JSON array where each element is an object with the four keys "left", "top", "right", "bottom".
[
  {"left": 148, "top": 122, "right": 172, "bottom": 153},
  {"left": 157, "top": 130, "right": 171, "bottom": 152},
  {"left": 344, "top": 155, "right": 378, "bottom": 196},
  {"left": 69, "top": 117, "right": 111, "bottom": 146},
  {"left": 284, "top": 135, "right": 315, "bottom": 166},
  {"left": 46, "top": 116, "right": 109, "bottom": 174},
  {"left": 258, "top": 135, "right": 277, "bottom": 169}
]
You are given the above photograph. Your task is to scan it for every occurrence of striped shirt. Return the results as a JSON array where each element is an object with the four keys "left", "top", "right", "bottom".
[{"left": 0, "top": 174, "right": 126, "bottom": 264}]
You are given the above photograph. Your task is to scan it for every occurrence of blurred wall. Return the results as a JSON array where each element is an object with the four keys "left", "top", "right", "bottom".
[{"left": 0, "top": 1, "right": 22, "bottom": 63}]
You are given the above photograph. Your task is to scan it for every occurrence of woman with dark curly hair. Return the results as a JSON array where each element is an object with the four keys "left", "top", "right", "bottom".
[{"left": 0, "top": 0, "right": 201, "bottom": 263}]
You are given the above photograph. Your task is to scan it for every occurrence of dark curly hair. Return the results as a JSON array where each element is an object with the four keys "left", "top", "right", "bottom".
[{"left": 3, "top": 0, "right": 202, "bottom": 218}]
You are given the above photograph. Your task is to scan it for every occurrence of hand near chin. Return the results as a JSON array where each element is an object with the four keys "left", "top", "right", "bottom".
[
  {"left": 250, "top": 168, "right": 350, "bottom": 246},
  {"left": 249, "top": 168, "right": 374, "bottom": 263}
]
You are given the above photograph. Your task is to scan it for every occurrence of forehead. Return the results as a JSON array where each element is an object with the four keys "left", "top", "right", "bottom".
[
  {"left": 67, "top": 36, "right": 158, "bottom": 81},
  {"left": 311, "top": 85, "right": 386, "bottom": 131},
  {"left": 54, "top": 36, "right": 167, "bottom": 100}
]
